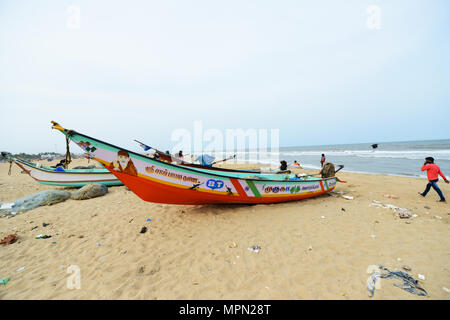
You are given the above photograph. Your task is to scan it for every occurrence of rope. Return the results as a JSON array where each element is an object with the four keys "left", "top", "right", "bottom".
[{"left": 64, "top": 133, "right": 72, "bottom": 169}]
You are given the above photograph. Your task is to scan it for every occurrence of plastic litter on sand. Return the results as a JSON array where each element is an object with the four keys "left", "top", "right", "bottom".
[{"left": 248, "top": 245, "right": 261, "bottom": 253}]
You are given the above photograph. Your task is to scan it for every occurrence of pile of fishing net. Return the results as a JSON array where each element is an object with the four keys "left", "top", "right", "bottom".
[
  {"left": 0, "top": 190, "right": 71, "bottom": 217},
  {"left": 71, "top": 165, "right": 101, "bottom": 169},
  {"left": 70, "top": 183, "right": 108, "bottom": 200},
  {"left": 0, "top": 183, "right": 109, "bottom": 217}
]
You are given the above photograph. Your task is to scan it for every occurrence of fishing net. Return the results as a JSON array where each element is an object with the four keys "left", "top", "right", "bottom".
[
  {"left": 0, "top": 190, "right": 71, "bottom": 217},
  {"left": 70, "top": 183, "right": 108, "bottom": 200},
  {"left": 72, "top": 165, "right": 100, "bottom": 169}
]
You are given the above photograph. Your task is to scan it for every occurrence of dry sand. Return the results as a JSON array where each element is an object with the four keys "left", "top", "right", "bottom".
[{"left": 0, "top": 159, "right": 449, "bottom": 300}]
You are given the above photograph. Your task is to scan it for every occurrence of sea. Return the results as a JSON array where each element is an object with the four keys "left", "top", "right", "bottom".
[{"left": 276, "top": 139, "right": 450, "bottom": 178}]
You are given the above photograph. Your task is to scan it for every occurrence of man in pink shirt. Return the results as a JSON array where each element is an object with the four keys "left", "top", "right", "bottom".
[{"left": 419, "top": 157, "right": 449, "bottom": 202}]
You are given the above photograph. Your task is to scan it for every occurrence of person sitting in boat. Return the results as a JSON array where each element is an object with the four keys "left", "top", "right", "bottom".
[
  {"left": 109, "top": 150, "right": 138, "bottom": 176},
  {"left": 51, "top": 159, "right": 68, "bottom": 170},
  {"left": 173, "top": 150, "right": 185, "bottom": 164},
  {"left": 277, "top": 160, "right": 291, "bottom": 174}
]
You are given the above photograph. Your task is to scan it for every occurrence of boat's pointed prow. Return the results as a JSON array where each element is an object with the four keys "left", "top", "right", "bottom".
[{"left": 51, "top": 121, "right": 68, "bottom": 133}]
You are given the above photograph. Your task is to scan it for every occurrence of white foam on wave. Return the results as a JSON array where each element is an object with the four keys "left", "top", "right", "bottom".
[{"left": 280, "top": 149, "right": 450, "bottom": 160}]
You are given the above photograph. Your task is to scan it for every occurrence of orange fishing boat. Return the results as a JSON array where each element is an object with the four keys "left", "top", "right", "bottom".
[{"left": 51, "top": 121, "right": 342, "bottom": 205}]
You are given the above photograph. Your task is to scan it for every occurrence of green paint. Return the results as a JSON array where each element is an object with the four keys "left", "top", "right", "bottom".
[{"left": 246, "top": 180, "right": 261, "bottom": 197}]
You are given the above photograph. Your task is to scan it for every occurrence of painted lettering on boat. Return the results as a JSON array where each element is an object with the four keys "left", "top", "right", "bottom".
[
  {"left": 145, "top": 166, "right": 199, "bottom": 184},
  {"left": 327, "top": 179, "right": 336, "bottom": 188},
  {"left": 206, "top": 179, "right": 224, "bottom": 190},
  {"left": 301, "top": 184, "right": 320, "bottom": 191},
  {"left": 264, "top": 183, "right": 320, "bottom": 194}
]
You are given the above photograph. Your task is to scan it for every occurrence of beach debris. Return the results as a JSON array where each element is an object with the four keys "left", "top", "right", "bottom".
[
  {"left": 71, "top": 183, "right": 108, "bottom": 200},
  {"left": 0, "top": 190, "right": 71, "bottom": 217},
  {"left": 370, "top": 234, "right": 376, "bottom": 239},
  {"left": 395, "top": 208, "right": 413, "bottom": 219},
  {"left": 35, "top": 234, "right": 51, "bottom": 239},
  {"left": 342, "top": 195, "right": 354, "bottom": 200},
  {"left": 383, "top": 194, "right": 399, "bottom": 199},
  {"left": 433, "top": 215, "right": 442, "bottom": 220},
  {"left": 1, "top": 233, "right": 18, "bottom": 245},
  {"left": 424, "top": 206, "right": 431, "bottom": 209},
  {"left": 0, "top": 277, "right": 11, "bottom": 285},
  {"left": 31, "top": 226, "right": 38, "bottom": 231},
  {"left": 368, "top": 265, "right": 427, "bottom": 297},
  {"left": 418, "top": 274, "right": 426, "bottom": 281},
  {"left": 140, "top": 226, "right": 147, "bottom": 234},
  {"left": 370, "top": 200, "right": 416, "bottom": 219},
  {"left": 0, "top": 202, "right": 14, "bottom": 210},
  {"left": 321, "top": 216, "right": 326, "bottom": 219},
  {"left": 16, "top": 266, "right": 25, "bottom": 272},
  {"left": 229, "top": 241, "right": 238, "bottom": 248},
  {"left": 402, "top": 265, "right": 411, "bottom": 271},
  {"left": 51, "top": 241, "right": 56, "bottom": 244},
  {"left": 42, "top": 223, "right": 50, "bottom": 227},
  {"left": 146, "top": 218, "right": 151, "bottom": 222},
  {"left": 248, "top": 245, "right": 261, "bottom": 253},
  {"left": 329, "top": 191, "right": 345, "bottom": 198},
  {"left": 367, "top": 270, "right": 380, "bottom": 297},
  {"left": 341, "top": 208, "right": 345, "bottom": 212},
  {"left": 308, "top": 245, "right": 313, "bottom": 251},
  {"left": 443, "top": 287, "right": 450, "bottom": 293}
]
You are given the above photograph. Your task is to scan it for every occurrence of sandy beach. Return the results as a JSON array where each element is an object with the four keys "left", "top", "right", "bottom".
[{"left": 0, "top": 159, "right": 449, "bottom": 300}]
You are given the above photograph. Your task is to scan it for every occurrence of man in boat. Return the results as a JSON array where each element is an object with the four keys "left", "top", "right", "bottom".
[
  {"left": 109, "top": 150, "right": 138, "bottom": 176},
  {"left": 279, "top": 160, "right": 288, "bottom": 171},
  {"left": 419, "top": 157, "right": 449, "bottom": 202},
  {"left": 51, "top": 159, "right": 68, "bottom": 169}
]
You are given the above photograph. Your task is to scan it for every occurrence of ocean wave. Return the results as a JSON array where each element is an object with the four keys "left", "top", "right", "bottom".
[{"left": 280, "top": 149, "right": 450, "bottom": 160}]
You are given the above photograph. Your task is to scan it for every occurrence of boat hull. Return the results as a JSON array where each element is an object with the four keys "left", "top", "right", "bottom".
[
  {"left": 12, "top": 158, "right": 123, "bottom": 187},
  {"left": 109, "top": 169, "right": 335, "bottom": 204}
]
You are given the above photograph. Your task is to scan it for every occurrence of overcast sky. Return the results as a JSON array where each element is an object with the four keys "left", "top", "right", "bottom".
[{"left": 1, "top": 0, "right": 449, "bottom": 154}]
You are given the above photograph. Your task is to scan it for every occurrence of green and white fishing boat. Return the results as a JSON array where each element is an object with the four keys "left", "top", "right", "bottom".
[{"left": 3, "top": 153, "right": 122, "bottom": 187}]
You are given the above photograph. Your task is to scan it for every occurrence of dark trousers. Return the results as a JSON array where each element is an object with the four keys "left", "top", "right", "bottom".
[{"left": 422, "top": 179, "right": 446, "bottom": 201}]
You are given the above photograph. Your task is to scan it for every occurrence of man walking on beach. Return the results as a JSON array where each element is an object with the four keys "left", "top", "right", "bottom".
[{"left": 419, "top": 157, "right": 449, "bottom": 202}]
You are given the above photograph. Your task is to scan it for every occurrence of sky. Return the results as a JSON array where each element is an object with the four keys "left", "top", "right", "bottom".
[{"left": 0, "top": 0, "right": 449, "bottom": 154}]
